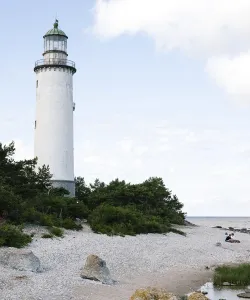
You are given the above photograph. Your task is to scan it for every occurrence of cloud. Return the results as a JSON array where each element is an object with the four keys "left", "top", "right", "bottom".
[
  {"left": 91, "top": 0, "right": 250, "bottom": 55},
  {"left": 206, "top": 52, "right": 250, "bottom": 102},
  {"left": 90, "top": 0, "right": 250, "bottom": 100}
]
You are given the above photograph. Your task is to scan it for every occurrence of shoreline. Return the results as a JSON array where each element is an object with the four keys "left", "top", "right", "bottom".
[{"left": 1, "top": 224, "right": 250, "bottom": 299}]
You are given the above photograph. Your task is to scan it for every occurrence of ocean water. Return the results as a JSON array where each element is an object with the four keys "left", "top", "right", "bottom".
[
  {"left": 187, "top": 217, "right": 250, "bottom": 229},
  {"left": 187, "top": 217, "right": 250, "bottom": 299}
]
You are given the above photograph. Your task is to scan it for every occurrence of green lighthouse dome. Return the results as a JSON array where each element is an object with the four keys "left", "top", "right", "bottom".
[{"left": 43, "top": 19, "right": 68, "bottom": 38}]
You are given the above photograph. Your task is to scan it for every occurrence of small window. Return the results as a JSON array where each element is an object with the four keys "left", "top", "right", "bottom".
[
  {"left": 36, "top": 80, "right": 38, "bottom": 88},
  {"left": 35, "top": 121, "right": 36, "bottom": 129}
]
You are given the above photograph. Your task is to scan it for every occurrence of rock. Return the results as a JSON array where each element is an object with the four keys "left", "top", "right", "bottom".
[
  {"left": 228, "top": 227, "right": 235, "bottom": 231},
  {"left": 222, "top": 282, "right": 235, "bottom": 286},
  {"left": 215, "top": 242, "right": 222, "bottom": 247},
  {"left": 245, "top": 289, "right": 250, "bottom": 293},
  {"left": 0, "top": 248, "right": 41, "bottom": 272},
  {"left": 237, "top": 292, "right": 250, "bottom": 298},
  {"left": 241, "top": 228, "right": 248, "bottom": 233},
  {"left": 130, "top": 287, "right": 178, "bottom": 300},
  {"left": 188, "top": 292, "right": 209, "bottom": 300},
  {"left": 213, "top": 226, "right": 222, "bottom": 228},
  {"left": 80, "top": 254, "right": 114, "bottom": 284}
]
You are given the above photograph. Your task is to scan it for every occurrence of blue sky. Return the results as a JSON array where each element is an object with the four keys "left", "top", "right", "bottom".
[{"left": 1, "top": 0, "right": 250, "bottom": 216}]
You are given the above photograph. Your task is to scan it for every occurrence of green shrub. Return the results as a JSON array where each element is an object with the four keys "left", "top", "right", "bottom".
[
  {"left": 65, "top": 199, "right": 89, "bottom": 219},
  {"left": 21, "top": 207, "right": 41, "bottom": 223},
  {"left": 0, "top": 237, "right": 5, "bottom": 246},
  {"left": 214, "top": 264, "right": 250, "bottom": 286},
  {"left": 89, "top": 205, "right": 172, "bottom": 236},
  {"left": 41, "top": 233, "right": 53, "bottom": 239},
  {"left": 62, "top": 218, "right": 82, "bottom": 230},
  {"left": 39, "top": 214, "right": 61, "bottom": 227},
  {"left": 0, "top": 224, "right": 32, "bottom": 248},
  {"left": 49, "top": 226, "right": 64, "bottom": 237}
]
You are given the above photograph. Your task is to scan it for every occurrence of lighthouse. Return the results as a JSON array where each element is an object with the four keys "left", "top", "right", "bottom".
[{"left": 34, "top": 20, "right": 76, "bottom": 196}]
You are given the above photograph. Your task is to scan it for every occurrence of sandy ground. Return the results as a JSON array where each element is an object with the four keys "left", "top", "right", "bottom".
[{"left": 0, "top": 224, "right": 250, "bottom": 300}]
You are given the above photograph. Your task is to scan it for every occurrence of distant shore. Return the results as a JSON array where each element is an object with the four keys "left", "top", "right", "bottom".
[{"left": 1, "top": 223, "right": 250, "bottom": 299}]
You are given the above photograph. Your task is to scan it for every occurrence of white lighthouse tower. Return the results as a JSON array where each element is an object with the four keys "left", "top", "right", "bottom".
[{"left": 34, "top": 20, "right": 76, "bottom": 196}]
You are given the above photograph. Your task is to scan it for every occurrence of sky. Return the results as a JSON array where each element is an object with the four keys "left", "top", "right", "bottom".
[{"left": 1, "top": 0, "right": 250, "bottom": 216}]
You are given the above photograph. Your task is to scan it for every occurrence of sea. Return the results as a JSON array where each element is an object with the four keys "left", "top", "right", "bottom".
[
  {"left": 186, "top": 216, "right": 250, "bottom": 229},
  {"left": 187, "top": 217, "right": 250, "bottom": 299}
]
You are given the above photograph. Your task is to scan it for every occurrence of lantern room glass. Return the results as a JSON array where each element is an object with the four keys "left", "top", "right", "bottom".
[{"left": 44, "top": 35, "right": 67, "bottom": 53}]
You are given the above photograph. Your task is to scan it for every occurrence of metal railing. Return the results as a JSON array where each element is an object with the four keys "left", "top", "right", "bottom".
[{"left": 35, "top": 58, "right": 75, "bottom": 68}]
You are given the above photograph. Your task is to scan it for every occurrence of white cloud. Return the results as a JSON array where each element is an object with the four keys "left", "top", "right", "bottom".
[
  {"left": 90, "top": 0, "right": 250, "bottom": 100},
  {"left": 91, "top": 0, "right": 250, "bottom": 55},
  {"left": 206, "top": 52, "right": 250, "bottom": 102}
]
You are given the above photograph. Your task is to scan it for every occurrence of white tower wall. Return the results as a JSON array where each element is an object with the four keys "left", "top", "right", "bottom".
[{"left": 34, "top": 68, "right": 74, "bottom": 187}]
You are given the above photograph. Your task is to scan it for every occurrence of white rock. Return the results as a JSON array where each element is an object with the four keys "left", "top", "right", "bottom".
[{"left": 0, "top": 248, "right": 41, "bottom": 272}]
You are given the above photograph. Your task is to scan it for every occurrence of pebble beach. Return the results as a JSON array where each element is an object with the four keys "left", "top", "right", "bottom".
[{"left": 1, "top": 222, "right": 250, "bottom": 300}]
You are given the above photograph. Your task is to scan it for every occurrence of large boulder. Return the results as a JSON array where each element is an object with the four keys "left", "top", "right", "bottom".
[
  {"left": 80, "top": 254, "right": 114, "bottom": 284},
  {"left": 0, "top": 248, "right": 41, "bottom": 272},
  {"left": 130, "top": 287, "right": 178, "bottom": 300},
  {"left": 188, "top": 292, "right": 209, "bottom": 300},
  {"left": 237, "top": 293, "right": 250, "bottom": 298}
]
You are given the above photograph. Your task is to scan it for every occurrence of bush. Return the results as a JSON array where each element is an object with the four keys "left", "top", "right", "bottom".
[
  {"left": 21, "top": 207, "right": 41, "bottom": 224},
  {"left": 62, "top": 218, "right": 82, "bottom": 230},
  {"left": 0, "top": 224, "right": 32, "bottom": 248},
  {"left": 65, "top": 199, "right": 89, "bottom": 219},
  {"left": 39, "top": 214, "right": 60, "bottom": 227},
  {"left": 213, "top": 263, "right": 250, "bottom": 286},
  {"left": 49, "top": 226, "right": 64, "bottom": 237},
  {"left": 89, "top": 205, "right": 171, "bottom": 236},
  {"left": 42, "top": 233, "right": 53, "bottom": 239}
]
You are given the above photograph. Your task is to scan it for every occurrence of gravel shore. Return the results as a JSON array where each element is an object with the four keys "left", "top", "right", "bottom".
[{"left": 1, "top": 224, "right": 250, "bottom": 300}]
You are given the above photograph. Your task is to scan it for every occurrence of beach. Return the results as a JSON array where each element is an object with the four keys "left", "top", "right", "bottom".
[{"left": 1, "top": 220, "right": 250, "bottom": 300}]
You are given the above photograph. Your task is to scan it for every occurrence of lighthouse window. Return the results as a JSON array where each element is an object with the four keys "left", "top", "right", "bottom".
[
  {"left": 36, "top": 80, "right": 38, "bottom": 88},
  {"left": 34, "top": 121, "right": 36, "bottom": 129}
]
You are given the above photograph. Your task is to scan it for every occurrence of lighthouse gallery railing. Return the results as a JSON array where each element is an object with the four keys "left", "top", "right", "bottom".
[{"left": 35, "top": 58, "right": 76, "bottom": 68}]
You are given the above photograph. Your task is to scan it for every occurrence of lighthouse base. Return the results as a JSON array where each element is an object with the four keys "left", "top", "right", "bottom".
[{"left": 51, "top": 180, "right": 75, "bottom": 197}]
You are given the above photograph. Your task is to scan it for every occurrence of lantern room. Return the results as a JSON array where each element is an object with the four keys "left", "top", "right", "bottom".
[{"left": 43, "top": 20, "right": 68, "bottom": 61}]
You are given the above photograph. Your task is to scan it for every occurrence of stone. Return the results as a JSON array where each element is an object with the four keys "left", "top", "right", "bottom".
[
  {"left": 130, "top": 287, "right": 178, "bottom": 300},
  {"left": 237, "top": 292, "right": 250, "bottom": 298},
  {"left": 80, "top": 254, "right": 114, "bottom": 284},
  {"left": 188, "top": 292, "right": 209, "bottom": 300},
  {"left": 228, "top": 227, "right": 235, "bottom": 231},
  {"left": 0, "top": 248, "right": 41, "bottom": 272},
  {"left": 215, "top": 242, "right": 222, "bottom": 247},
  {"left": 222, "top": 282, "right": 234, "bottom": 286}
]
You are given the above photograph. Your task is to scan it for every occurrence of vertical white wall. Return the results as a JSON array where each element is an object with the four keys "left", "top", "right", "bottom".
[{"left": 34, "top": 67, "right": 74, "bottom": 182}]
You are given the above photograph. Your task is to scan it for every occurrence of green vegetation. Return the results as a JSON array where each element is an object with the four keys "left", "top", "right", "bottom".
[
  {"left": 41, "top": 233, "right": 53, "bottom": 239},
  {"left": 214, "top": 264, "right": 250, "bottom": 286},
  {"left": 0, "top": 224, "right": 32, "bottom": 248},
  {"left": 0, "top": 141, "right": 186, "bottom": 247},
  {"left": 48, "top": 226, "right": 64, "bottom": 237}
]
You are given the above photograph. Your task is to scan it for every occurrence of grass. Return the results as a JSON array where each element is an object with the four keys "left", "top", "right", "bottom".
[
  {"left": 41, "top": 233, "right": 53, "bottom": 239},
  {"left": 213, "top": 263, "right": 250, "bottom": 286},
  {"left": 48, "top": 226, "right": 64, "bottom": 237}
]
